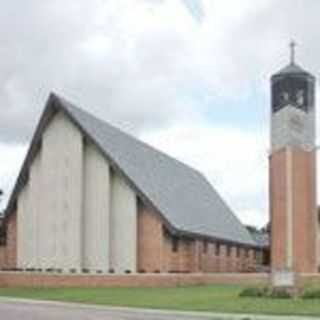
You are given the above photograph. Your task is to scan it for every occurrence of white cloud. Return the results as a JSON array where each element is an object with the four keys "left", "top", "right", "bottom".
[
  {"left": 2, "top": 0, "right": 320, "bottom": 227},
  {"left": 0, "top": 0, "right": 302, "bottom": 143},
  {"left": 0, "top": 144, "right": 27, "bottom": 211}
]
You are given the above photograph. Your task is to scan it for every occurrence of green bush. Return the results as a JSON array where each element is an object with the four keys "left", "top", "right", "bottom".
[
  {"left": 269, "top": 288, "right": 292, "bottom": 299},
  {"left": 239, "top": 287, "right": 266, "bottom": 298},
  {"left": 240, "top": 286, "right": 294, "bottom": 299},
  {"left": 303, "top": 289, "right": 320, "bottom": 299}
]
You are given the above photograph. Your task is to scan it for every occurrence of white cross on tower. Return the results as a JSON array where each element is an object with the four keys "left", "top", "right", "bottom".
[{"left": 290, "top": 40, "right": 296, "bottom": 65}]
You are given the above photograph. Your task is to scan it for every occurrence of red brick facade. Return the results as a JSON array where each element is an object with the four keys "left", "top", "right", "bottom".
[
  {"left": 0, "top": 272, "right": 269, "bottom": 288},
  {"left": 1, "top": 272, "right": 319, "bottom": 289},
  {"left": 0, "top": 211, "right": 17, "bottom": 270},
  {"left": 137, "top": 203, "right": 259, "bottom": 273},
  {"left": 270, "top": 148, "right": 317, "bottom": 273}
]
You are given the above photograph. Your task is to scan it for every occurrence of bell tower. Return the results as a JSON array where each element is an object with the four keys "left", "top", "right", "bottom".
[{"left": 270, "top": 42, "right": 317, "bottom": 275}]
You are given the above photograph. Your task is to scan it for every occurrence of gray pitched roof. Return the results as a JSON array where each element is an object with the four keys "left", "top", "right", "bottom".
[
  {"left": 272, "top": 63, "right": 315, "bottom": 79},
  {"left": 6, "top": 93, "right": 256, "bottom": 246}
]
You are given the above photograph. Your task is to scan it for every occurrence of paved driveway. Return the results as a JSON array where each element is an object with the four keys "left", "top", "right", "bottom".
[{"left": 0, "top": 298, "right": 316, "bottom": 320}]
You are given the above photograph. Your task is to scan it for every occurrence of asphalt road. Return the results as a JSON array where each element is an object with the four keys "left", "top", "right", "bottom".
[
  {"left": 0, "top": 300, "right": 217, "bottom": 320},
  {"left": 0, "top": 299, "right": 316, "bottom": 320}
]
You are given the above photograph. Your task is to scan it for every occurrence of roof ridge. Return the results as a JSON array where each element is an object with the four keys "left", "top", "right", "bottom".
[
  {"left": 51, "top": 93, "right": 256, "bottom": 246},
  {"left": 5, "top": 92, "right": 256, "bottom": 246},
  {"left": 273, "top": 62, "right": 314, "bottom": 78},
  {"left": 53, "top": 93, "right": 204, "bottom": 177}
]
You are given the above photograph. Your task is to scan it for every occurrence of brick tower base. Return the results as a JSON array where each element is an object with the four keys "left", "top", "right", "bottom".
[{"left": 270, "top": 146, "right": 317, "bottom": 274}]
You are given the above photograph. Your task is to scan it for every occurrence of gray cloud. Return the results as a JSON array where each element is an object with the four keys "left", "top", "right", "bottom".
[
  {"left": 0, "top": 0, "right": 204, "bottom": 144},
  {"left": 2, "top": 0, "right": 320, "bottom": 224},
  {"left": 2, "top": 0, "right": 320, "bottom": 145}
]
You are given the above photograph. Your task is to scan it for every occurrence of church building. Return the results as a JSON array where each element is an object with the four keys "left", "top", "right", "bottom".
[
  {"left": 3, "top": 45, "right": 317, "bottom": 276},
  {"left": 0, "top": 93, "right": 262, "bottom": 274}
]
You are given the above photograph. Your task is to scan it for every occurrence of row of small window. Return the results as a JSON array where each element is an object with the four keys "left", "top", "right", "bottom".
[
  {"left": 172, "top": 237, "right": 254, "bottom": 259},
  {"left": 203, "top": 241, "right": 251, "bottom": 258}
]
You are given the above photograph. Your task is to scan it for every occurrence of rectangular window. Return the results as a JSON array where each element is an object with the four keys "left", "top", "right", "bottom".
[
  {"left": 236, "top": 247, "right": 240, "bottom": 258},
  {"left": 245, "top": 248, "right": 250, "bottom": 258},
  {"left": 215, "top": 243, "right": 220, "bottom": 256},
  {"left": 172, "top": 237, "right": 179, "bottom": 252},
  {"left": 226, "top": 245, "right": 231, "bottom": 257},
  {"left": 0, "top": 223, "right": 7, "bottom": 246},
  {"left": 203, "top": 240, "right": 208, "bottom": 254}
]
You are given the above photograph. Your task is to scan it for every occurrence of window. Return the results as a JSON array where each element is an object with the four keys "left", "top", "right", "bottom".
[
  {"left": 226, "top": 245, "right": 231, "bottom": 257},
  {"left": 215, "top": 243, "right": 220, "bottom": 256},
  {"left": 172, "top": 237, "right": 179, "bottom": 252},
  {"left": 203, "top": 240, "right": 208, "bottom": 254},
  {"left": 245, "top": 248, "right": 250, "bottom": 258},
  {"left": 236, "top": 247, "right": 240, "bottom": 258},
  {"left": 0, "top": 222, "right": 7, "bottom": 246}
]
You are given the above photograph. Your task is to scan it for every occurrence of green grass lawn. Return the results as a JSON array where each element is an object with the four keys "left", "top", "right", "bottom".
[{"left": 0, "top": 285, "right": 320, "bottom": 317}]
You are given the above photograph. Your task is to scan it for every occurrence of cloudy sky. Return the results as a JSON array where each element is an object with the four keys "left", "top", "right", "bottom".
[{"left": 1, "top": 0, "right": 320, "bottom": 226}]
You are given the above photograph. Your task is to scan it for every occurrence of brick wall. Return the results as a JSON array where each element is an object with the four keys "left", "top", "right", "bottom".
[
  {"left": 270, "top": 149, "right": 287, "bottom": 271},
  {"left": 137, "top": 204, "right": 163, "bottom": 272},
  {"left": 137, "top": 203, "right": 259, "bottom": 273},
  {"left": 0, "top": 272, "right": 269, "bottom": 288},
  {"left": 292, "top": 149, "right": 317, "bottom": 273},
  {"left": 6, "top": 212, "right": 17, "bottom": 269},
  {"left": 0, "top": 248, "right": 5, "bottom": 267},
  {"left": 1, "top": 271, "right": 320, "bottom": 289},
  {"left": 270, "top": 148, "right": 317, "bottom": 273},
  {"left": 0, "top": 212, "right": 17, "bottom": 270},
  {"left": 162, "top": 235, "right": 196, "bottom": 273}
]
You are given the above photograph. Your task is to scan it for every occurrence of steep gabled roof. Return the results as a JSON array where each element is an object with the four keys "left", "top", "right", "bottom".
[
  {"left": 6, "top": 93, "right": 255, "bottom": 246},
  {"left": 272, "top": 62, "right": 315, "bottom": 81}
]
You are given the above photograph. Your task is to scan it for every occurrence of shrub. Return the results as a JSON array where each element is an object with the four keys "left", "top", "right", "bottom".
[
  {"left": 240, "top": 286, "right": 294, "bottom": 299},
  {"left": 239, "top": 287, "right": 266, "bottom": 298},
  {"left": 303, "top": 289, "right": 320, "bottom": 299},
  {"left": 82, "top": 268, "right": 90, "bottom": 274},
  {"left": 269, "top": 287, "right": 293, "bottom": 299}
]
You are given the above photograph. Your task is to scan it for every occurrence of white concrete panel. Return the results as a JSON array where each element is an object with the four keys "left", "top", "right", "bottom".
[
  {"left": 83, "top": 143, "right": 110, "bottom": 272},
  {"left": 271, "top": 105, "right": 315, "bottom": 151},
  {"left": 110, "top": 173, "right": 137, "bottom": 273},
  {"left": 15, "top": 109, "right": 140, "bottom": 273},
  {"left": 41, "top": 112, "right": 83, "bottom": 270},
  {"left": 16, "top": 111, "right": 84, "bottom": 270},
  {"left": 28, "top": 153, "right": 41, "bottom": 268}
]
